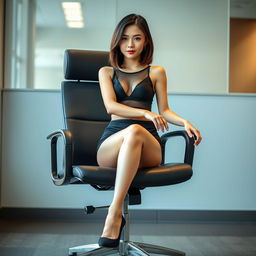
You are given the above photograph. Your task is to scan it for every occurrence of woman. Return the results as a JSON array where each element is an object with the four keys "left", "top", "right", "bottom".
[{"left": 97, "top": 14, "right": 202, "bottom": 247}]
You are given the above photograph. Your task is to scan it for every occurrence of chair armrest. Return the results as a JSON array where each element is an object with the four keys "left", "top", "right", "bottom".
[
  {"left": 160, "top": 130, "right": 195, "bottom": 166},
  {"left": 46, "top": 129, "right": 73, "bottom": 185}
]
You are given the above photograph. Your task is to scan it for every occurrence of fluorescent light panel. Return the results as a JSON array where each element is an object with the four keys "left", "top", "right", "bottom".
[
  {"left": 62, "top": 2, "right": 80, "bottom": 8},
  {"left": 61, "top": 2, "right": 84, "bottom": 28},
  {"left": 67, "top": 21, "right": 84, "bottom": 28}
]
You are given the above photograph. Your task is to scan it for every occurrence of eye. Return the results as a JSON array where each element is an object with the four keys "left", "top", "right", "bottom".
[
  {"left": 134, "top": 37, "right": 141, "bottom": 41},
  {"left": 121, "top": 37, "right": 128, "bottom": 41}
]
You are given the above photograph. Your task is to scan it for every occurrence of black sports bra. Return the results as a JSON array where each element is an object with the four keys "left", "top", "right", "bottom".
[{"left": 112, "top": 66, "right": 155, "bottom": 111}]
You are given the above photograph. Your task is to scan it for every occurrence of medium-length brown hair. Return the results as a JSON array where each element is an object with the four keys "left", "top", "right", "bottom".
[{"left": 109, "top": 14, "right": 154, "bottom": 68}]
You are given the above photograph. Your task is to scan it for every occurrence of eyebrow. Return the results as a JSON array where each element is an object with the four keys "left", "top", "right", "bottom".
[{"left": 122, "top": 34, "right": 142, "bottom": 37}]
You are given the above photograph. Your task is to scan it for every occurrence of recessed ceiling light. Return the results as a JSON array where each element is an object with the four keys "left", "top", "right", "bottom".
[
  {"left": 67, "top": 21, "right": 84, "bottom": 28},
  {"left": 61, "top": 2, "right": 84, "bottom": 28},
  {"left": 62, "top": 2, "right": 80, "bottom": 9}
]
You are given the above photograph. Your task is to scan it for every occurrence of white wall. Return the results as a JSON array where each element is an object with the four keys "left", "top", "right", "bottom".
[
  {"left": 117, "top": 0, "right": 229, "bottom": 94},
  {"left": 1, "top": 90, "right": 256, "bottom": 210}
]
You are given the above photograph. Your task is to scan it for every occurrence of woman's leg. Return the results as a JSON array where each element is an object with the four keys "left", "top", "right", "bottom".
[{"left": 97, "top": 124, "right": 162, "bottom": 239}]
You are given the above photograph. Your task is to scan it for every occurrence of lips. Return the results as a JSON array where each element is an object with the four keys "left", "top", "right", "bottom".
[{"left": 127, "top": 50, "right": 135, "bottom": 54}]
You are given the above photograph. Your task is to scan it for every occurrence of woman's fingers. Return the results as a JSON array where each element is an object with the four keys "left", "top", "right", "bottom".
[
  {"left": 193, "top": 129, "right": 202, "bottom": 145},
  {"left": 190, "top": 128, "right": 202, "bottom": 146},
  {"left": 153, "top": 119, "right": 160, "bottom": 131},
  {"left": 156, "top": 117, "right": 163, "bottom": 132},
  {"left": 144, "top": 111, "right": 168, "bottom": 132},
  {"left": 184, "top": 121, "right": 202, "bottom": 146},
  {"left": 154, "top": 116, "right": 168, "bottom": 132},
  {"left": 164, "top": 120, "right": 169, "bottom": 131},
  {"left": 186, "top": 128, "right": 194, "bottom": 138},
  {"left": 162, "top": 117, "right": 169, "bottom": 131},
  {"left": 159, "top": 116, "right": 169, "bottom": 131}
]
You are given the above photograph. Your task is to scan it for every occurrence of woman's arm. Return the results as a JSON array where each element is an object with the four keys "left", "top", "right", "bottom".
[{"left": 153, "top": 66, "right": 202, "bottom": 145}]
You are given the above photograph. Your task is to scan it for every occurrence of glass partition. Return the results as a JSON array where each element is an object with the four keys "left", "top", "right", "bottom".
[
  {"left": 34, "top": 0, "right": 116, "bottom": 89},
  {"left": 4, "top": 0, "right": 256, "bottom": 94},
  {"left": 4, "top": 0, "right": 116, "bottom": 90}
]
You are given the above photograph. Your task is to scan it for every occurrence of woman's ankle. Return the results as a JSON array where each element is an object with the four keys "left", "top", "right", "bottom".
[{"left": 108, "top": 203, "right": 122, "bottom": 217}]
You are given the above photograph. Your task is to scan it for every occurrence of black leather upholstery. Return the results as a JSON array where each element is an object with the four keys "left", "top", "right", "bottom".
[
  {"left": 73, "top": 163, "right": 192, "bottom": 189},
  {"left": 48, "top": 49, "right": 194, "bottom": 190},
  {"left": 64, "top": 49, "right": 109, "bottom": 81},
  {"left": 62, "top": 81, "right": 110, "bottom": 165}
]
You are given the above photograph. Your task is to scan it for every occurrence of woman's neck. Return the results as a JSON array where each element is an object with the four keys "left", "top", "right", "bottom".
[{"left": 121, "top": 58, "right": 145, "bottom": 72}]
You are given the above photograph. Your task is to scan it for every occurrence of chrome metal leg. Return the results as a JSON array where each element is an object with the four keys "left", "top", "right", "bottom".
[
  {"left": 68, "top": 243, "right": 117, "bottom": 256},
  {"left": 135, "top": 242, "right": 186, "bottom": 256},
  {"left": 68, "top": 194, "right": 186, "bottom": 256},
  {"left": 127, "top": 242, "right": 150, "bottom": 256}
]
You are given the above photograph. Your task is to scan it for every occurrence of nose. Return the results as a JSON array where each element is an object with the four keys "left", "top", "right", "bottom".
[{"left": 128, "top": 38, "right": 134, "bottom": 48}]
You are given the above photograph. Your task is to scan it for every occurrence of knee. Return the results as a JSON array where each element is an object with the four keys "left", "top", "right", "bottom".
[
  {"left": 127, "top": 124, "right": 144, "bottom": 134},
  {"left": 124, "top": 124, "right": 145, "bottom": 144}
]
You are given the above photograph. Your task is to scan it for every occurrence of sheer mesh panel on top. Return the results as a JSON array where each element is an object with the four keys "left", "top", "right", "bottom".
[{"left": 113, "top": 66, "right": 155, "bottom": 110}]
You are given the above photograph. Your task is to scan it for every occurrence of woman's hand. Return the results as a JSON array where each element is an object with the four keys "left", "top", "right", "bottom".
[
  {"left": 144, "top": 111, "right": 169, "bottom": 132},
  {"left": 183, "top": 120, "right": 202, "bottom": 146}
]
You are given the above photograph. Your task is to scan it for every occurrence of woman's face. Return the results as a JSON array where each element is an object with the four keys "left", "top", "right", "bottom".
[{"left": 119, "top": 25, "right": 146, "bottom": 61}]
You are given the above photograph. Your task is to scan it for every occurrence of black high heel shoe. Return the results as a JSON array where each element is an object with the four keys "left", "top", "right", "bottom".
[{"left": 98, "top": 216, "right": 126, "bottom": 248}]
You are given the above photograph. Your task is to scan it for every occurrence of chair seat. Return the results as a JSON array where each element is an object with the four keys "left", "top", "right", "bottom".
[{"left": 72, "top": 163, "right": 192, "bottom": 189}]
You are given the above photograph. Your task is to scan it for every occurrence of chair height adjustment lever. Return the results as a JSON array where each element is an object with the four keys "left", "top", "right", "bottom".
[{"left": 84, "top": 205, "right": 110, "bottom": 214}]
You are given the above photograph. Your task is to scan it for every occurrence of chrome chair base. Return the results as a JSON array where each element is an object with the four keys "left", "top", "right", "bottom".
[
  {"left": 68, "top": 240, "right": 185, "bottom": 256},
  {"left": 68, "top": 243, "right": 114, "bottom": 256},
  {"left": 69, "top": 196, "right": 185, "bottom": 256}
]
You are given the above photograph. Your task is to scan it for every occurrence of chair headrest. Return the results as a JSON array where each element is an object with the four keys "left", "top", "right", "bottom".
[{"left": 64, "top": 49, "right": 109, "bottom": 81}]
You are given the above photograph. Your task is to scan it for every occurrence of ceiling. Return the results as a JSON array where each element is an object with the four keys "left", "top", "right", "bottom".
[{"left": 35, "top": 0, "right": 256, "bottom": 29}]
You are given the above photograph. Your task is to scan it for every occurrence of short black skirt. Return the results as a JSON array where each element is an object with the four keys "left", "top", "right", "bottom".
[{"left": 97, "top": 119, "right": 162, "bottom": 151}]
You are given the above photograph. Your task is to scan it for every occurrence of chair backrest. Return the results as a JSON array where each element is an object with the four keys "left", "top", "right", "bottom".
[{"left": 62, "top": 49, "right": 110, "bottom": 166}]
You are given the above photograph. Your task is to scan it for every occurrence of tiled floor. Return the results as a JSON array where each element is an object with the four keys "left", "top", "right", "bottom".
[{"left": 0, "top": 219, "right": 256, "bottom": 256}]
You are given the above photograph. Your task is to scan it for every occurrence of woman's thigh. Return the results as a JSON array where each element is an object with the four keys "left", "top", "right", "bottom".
[
  {"left": 139, "top": 135, "right": 162, "bottom": 168},
  {"left": 96, "top": 124, "right": 162, "bottom": 168},
  {"left": 97, "top": 128, "right": 127, "bottom": 168}
]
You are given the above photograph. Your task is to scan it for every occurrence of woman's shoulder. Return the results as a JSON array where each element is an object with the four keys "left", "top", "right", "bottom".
[
  {"left": 98, "top": 66, "right": 114, "bottom": 78},
  {"left": 99, "top": 66, "right": 114, "bottom": 73},
  {"left": 150, "top": 65, "right": 167, "bottom": 78}
]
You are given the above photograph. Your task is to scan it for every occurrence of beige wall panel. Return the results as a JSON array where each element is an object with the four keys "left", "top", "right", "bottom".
[{"left": 230, "top": 18, "right": 256, "bottom": 93}]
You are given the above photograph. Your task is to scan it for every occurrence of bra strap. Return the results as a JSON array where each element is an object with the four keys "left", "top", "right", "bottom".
[{"left": 112, "top": 67, "right": 116, "bottom": 79}]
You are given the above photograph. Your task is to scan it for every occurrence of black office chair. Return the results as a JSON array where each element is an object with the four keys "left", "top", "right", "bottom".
[{"left": 47, "top": 49, "right": 195, "bottom": 256}]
